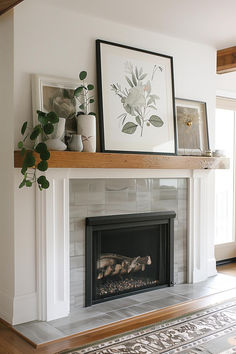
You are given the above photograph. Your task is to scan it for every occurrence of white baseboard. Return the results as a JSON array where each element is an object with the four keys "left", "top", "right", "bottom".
[
  {"left": 13, "top": 292, "right": 37, "bottom": 325},
  {"left": 208, "top": 257, "right": 217, "bottom": 277},
  {"left": 0, "top": 289, "right": 13, "bottom": 324}
]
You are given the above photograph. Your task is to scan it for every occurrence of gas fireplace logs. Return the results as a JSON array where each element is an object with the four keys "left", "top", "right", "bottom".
[{"left": 97, "top": 254, "right": 152, "bottom": 280}]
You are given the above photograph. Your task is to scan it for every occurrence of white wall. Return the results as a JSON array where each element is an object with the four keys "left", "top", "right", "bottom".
[
  {"left": 12, "top": 0, "right": 217, "bottom": 323},
  {"left": 0, "top": 11, "right": 15, "bottom": 323},
  {"left": 216, "top": 72, "right": 236, "bottom": 97}
]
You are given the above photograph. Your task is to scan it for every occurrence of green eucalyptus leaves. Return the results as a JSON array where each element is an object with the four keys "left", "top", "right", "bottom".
[
  {"left": 74, "top": 71, "right": 96, "bottom": 116},
  {"left": 18, "top": 110, "right": 59, "bottom": 190}
]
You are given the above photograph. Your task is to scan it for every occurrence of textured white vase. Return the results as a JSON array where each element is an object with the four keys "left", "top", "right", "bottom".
[
  {"left": 76, "top": 114, "right": 96, "bottom": 152},
  {"left": 45, "top": 117, "right": 67, "bottom": 151}
]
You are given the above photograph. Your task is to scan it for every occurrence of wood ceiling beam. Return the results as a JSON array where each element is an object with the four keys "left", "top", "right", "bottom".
[
  {"left": 0, "top": 0, "right": 23, "bottom": 16},
  {"left": 217, "top": 46, "right": 236, "bottom": 74}
]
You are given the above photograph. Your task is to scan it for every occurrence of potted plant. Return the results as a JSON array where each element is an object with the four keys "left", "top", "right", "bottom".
[
  {"left": 17, "top": 110, "right": 59, "bottom": 190},
  {"left": 74, "top": 71, "right": 96, "bottom": 152}
]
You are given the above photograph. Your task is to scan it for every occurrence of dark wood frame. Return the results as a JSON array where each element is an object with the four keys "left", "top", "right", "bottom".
[
  {"left": 96, "top": 39, "right": 177, "bottom": 155},
  {"left": 175, "top": 98, "right": 210, "bottom": 156},
  {"left": 85, "top": 211, "right": 175, "bottom": 307}
]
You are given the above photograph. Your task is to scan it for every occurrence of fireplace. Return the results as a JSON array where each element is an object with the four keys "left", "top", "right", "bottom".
[{"left": 85, "top": 211, "right": 176, "bottom": 307}]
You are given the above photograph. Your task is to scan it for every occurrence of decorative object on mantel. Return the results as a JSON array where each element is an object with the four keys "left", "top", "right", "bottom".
[
  {"left": 96, "top": 39, "right": 177, "bottom": 155},
  {"left": 204, "top": 149, "right": 213, "bottom": 157},
  {"left": 67, "top": 134, "right": 83, "bottom": 151},
  {"left": 175, "top": 98, "right": 210, "bottom": 156},
  {"left": 45, "top": 117, "right": 67, "bottom": 151},
  {"left": 74, "top": 71, "right": 96, "bottom": 152},
  {"left": 213, "top": 149, "right": 226, "bottom": 157},
  {"left": 32, "top": 74, "right": 79, "bottom": 149},
  {"left": 17, "top": 110, "right": 59, "bottom": 190}
]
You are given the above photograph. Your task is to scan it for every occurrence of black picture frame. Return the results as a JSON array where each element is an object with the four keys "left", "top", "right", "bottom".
[
  {"left": 96, "top": 39, "right": 177, "bottom": 155},
  {"left": 175, "top": 98, "right": 210, "bottom": 156}
]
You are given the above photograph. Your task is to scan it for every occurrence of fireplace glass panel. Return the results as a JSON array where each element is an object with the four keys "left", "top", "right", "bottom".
[{"left": 93, "top": 224, "right": 169, "bottom": 301}]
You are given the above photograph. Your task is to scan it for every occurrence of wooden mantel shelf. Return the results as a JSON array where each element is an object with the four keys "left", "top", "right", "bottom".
[{"left": 14, "top": 151, "right": 230, "bottom": 170}]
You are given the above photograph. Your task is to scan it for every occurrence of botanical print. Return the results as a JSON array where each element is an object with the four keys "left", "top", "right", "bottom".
[
  {"left": 97, "top": 40, "right": 176, "bottom": 153},
  {"left": 43, "top": 86, "right": 77, "bottom": 134},
  {"left": 177, "top": 106, "right": 201, "bottom": 150},
  {"left": 111, "top": 62, "right": 164, "bottom": 137}
]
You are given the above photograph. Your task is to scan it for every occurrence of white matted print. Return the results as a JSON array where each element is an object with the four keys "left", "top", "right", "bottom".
[
  {"left": 96, "top": 40, "right": 177, "bottom": 155},
  {"left": 175, "top": 98, "right": 209, "bottom": 156},
  {"left": 32, "top": 74, "right": 79, "bottom": 137}
]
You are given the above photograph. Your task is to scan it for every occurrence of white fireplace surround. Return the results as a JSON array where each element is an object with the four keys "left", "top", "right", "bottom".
[{"left": 36, "top": 167, "right": 216, "bottom": 322}]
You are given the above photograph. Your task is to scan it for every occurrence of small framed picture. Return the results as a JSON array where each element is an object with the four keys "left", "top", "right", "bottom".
[
  {"left": 96, "top": 40, "right": 177, "bottom": 155},
  {"left": 32, "top": 74, "right": 79, "bottom": 137},
  {"left": 175, "top": 98, "right": 210, "bottom": 156}
]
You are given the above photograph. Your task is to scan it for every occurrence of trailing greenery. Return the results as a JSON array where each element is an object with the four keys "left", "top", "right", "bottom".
[
  {"left": 18, "top": 110, "right": 59, "bottom": 190},
  {"left": 74, "top": 71, "right": 96, "bottom": 116}
]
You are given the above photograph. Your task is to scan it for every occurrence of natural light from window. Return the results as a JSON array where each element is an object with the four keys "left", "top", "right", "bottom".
[{"left": 215, "top": 108, "right": 235, "bottom": 245}]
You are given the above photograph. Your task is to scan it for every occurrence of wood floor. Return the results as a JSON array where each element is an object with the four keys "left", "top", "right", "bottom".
[
  {"left": 1, "top": 266, "right": 236, "bottom": 354},
  {"left": 217, "top": 262, "right": 236, "bottom": 276}
]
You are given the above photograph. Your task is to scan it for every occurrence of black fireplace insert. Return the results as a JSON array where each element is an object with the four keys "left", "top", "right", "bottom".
[{"left": 85, "top": 211, "right": 175, "bottom": 306}]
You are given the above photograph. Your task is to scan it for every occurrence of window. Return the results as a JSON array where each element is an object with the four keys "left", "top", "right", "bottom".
[{"left": 215, "top": 98, "right": 236, "bottom": 249}]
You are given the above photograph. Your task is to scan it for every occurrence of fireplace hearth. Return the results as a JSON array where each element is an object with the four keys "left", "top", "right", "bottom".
[{"left": 85, "top": 211, "right": 176, "bottom": 306}]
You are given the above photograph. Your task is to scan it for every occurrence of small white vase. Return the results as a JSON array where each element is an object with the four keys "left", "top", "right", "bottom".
[
  {"left": 76, "top": 114, "right": 96, "bottom": 152},
  {"left": 45, "top": 138, "right": 67, "bottom": 151},
  {"left": 45, "top": 117, "right": 67, "bottom": 151}
]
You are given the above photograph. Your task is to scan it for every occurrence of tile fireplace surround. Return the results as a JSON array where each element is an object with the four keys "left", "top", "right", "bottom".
[
  {"left": 70, "top": 178, "right": 187, "bottom": 310},
  {"left": 33, "top": 167, "right": 216, "bottom": 324}
]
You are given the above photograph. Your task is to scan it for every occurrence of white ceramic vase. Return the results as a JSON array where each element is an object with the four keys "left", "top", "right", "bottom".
[
  {"left": 45, "top": 117, "right": 67, "bottom": 151},
  {"left": 76, "top": 114, "right": 96, "bottom": 152}
]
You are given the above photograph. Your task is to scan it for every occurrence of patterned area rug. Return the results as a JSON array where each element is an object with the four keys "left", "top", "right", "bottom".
[{"left": 63, "top": 300, "right": 236, "bottom": 353}]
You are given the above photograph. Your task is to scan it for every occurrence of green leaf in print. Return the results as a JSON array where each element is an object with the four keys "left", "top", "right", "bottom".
[
  {"left": 149, "top": 115, "right": 164, "bottom": 127},
  {"left": 135, "top": 116, "right": 142, "bottom": 126},
  {"left": 139, "top": 73, "right": 147, "bottom": 80},
  {"left": 125, "top": 76, "right": 134, "bottom": 87},
  {"left": 122, "top": 122, "right": 138, "bottom": 134},
  {"left": 132, "top": 72, "right": 137, "bottom": 86}
]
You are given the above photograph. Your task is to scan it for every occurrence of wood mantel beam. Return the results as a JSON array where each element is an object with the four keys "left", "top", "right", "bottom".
[
  {"left": 14, "top": 151, "right": 230, "bottom": 170},
  {"left": 217, "top": 46, "right": 236, "bottom": 74},
  {"left": 0, "top": 0, "right": 23, "bottom": 16}
]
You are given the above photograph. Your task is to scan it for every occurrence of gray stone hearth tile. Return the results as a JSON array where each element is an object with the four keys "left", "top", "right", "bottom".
[
  {"left": 14, "top": 321, "right": 64, "bottom": 345},
  {"left": 89, "top": 297, "right": 140, "bottom": 313},
  {"left": 143, "top": 293, "right": 190, "bottom": 308},
  {"left": 166, "top": 284, "right": 217, "bottom": 299},
  {"left": 106, "top": 303, "right": 157, "bottom": 320},
  {"left": 56, "top": 314, "right": 113, "bottom": 335},
  {"left": 129, "top": 288, "right": 174, "bottom": 302}
]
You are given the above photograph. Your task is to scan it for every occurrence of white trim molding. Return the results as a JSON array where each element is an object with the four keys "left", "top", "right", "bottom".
[
  {"left": 12, "top": 293, "right": 37, "bottom": 325},
  {"left": 36, "top": 168, "right": 216, "bottom": 321},
  {"left": 0, "top": 289, "right": 14, "bottom": 324}
]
